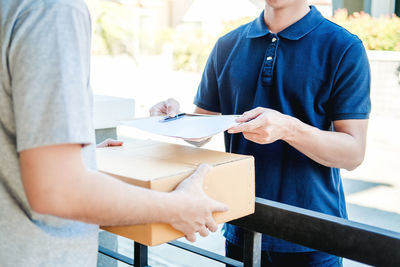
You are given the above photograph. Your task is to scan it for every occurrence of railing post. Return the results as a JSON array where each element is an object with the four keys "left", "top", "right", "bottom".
[
  {"left": 134, "top": 242, "right": 149, "bottom": 267},
  {"left": 243, "top": 229, "right": 262, "bottom": 267}
]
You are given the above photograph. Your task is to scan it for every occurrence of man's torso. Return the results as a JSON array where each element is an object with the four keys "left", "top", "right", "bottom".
[
  {"left": 195, "top": 7, "right": 370, "bottom": 251},
  {"left": 0, "top": 0, "right": 98, "bottom": 265}
]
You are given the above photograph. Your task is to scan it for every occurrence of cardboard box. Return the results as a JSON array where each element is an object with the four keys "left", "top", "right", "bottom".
[{"left": 96, "top": 139, "right": 255, "bottom": 246}]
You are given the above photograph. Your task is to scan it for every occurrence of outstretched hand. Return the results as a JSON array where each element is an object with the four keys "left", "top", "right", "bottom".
[
  {"left": 228, "top": 107, "right": 292, "bottom": 145},
  {"left": 169, "top": 164, "right": 228, "bottom": 242}
]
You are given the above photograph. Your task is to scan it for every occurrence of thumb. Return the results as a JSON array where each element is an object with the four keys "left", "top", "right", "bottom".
[
  {"left": 236, "top": 107, "right": 264, "bottom": 123},
  {"left": 210, "top": 199, "right": 229, "bottom": 213},
  {"left": 190, "top": 163, "right": 212, "bottom": 186}
]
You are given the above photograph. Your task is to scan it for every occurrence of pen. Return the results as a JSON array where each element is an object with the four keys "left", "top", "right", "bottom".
[{"left": 161, "top": 112, "right": 186, "bottom": 122}]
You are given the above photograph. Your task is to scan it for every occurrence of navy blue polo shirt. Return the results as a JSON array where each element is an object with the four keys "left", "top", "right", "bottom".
[{"left": 194, "top": 7, "right": 371, "bottom": 252}]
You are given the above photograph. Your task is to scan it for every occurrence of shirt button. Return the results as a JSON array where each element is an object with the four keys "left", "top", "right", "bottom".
[
  {"left": 266, "top": 56, "right": 273, "bottom": 61},
  {"left": 272, "top": 37, "right": 277, "bottom": 42}
]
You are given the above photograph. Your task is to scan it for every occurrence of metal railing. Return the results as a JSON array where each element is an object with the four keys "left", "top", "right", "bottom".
[{"left": 99, "top": 197, "right": 400, "bottom": 267}]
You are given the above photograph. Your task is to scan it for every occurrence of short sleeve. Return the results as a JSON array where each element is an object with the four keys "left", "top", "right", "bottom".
[
  {"left": 329, "top": 41, "right": 371, "bottom": 121},
  {"left": 9, "top": 2, "right": 94, "bottom": 152},
  {"left": 194, "top": 43, "right": 221, "bottom": 112}
]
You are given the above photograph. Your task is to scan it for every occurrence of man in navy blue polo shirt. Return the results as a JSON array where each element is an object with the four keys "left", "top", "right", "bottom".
[{"left": 151, "top": 1, "right": 370, "bottom": 266}]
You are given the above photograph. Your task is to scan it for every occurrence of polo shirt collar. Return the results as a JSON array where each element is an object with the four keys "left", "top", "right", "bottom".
[
  {"left": 246, "top": 6, "right": 324, "bottom": 40},
  {"left": 246, "top": 11, "right": 270, "bottom": 39}
]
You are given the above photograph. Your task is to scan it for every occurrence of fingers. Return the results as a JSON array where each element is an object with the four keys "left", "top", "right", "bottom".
[
  {"left": 198, "top": 226, "right": 209, "bottom": 237},
  {"left": 227, "top": 124, "right": 247, "bottom": 134},
  {"left": 173, "top": 163, "right": 229, "bottom": 243},
  {"left": 186, "top": 225, "right": 213, "bottom": 241},
  {"left": 206, "top": 217, "right": 218, "bottom": 232},
  {"left": 243, "top": 132, "right": 260, "bottom": 142},
  {"left": 235, "top": 107, "right": 264, "bottom": 123},
  {"left": 228, "top": 107, "right": 265, "bottom": 134},
  {"left": 184, "top": 137, "right": 210, "bottom": 143},
  {"left": 165, "top": 98, "right": 180, "bottom": 117},
  {"left": 228, "top": 115, "right": 266, "bottom": 134},
  {"left": 96, "top": 139, "right": 123, "bottom": 148},
  {"left": 183, "top": 217, "right": 218, "bottom": 242},
  {"left": 185, "top": 233, "right": 196, "bottom": 243},
  {"left": 186, "top": 217, "right": 218, "bottom": 240},
  {"left": 149, "top": 102, "right": 165, "bottom": 116},
  {"left": 228, "top": 121, "right": 256, "bottom": 134},
  {"left": 243, "top": 131, "right": 274, "bottom": 145},
  {"left": 149, "top": 98, "right": 180, "bottom": 116},
  {"left": 105, "top": 139, "right": 123, "bottom": 147}
]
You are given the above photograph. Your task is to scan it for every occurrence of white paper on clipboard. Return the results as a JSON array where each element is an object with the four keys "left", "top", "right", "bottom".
[{"left": 121, "top": 114, "right": 239, "bottom": 140}]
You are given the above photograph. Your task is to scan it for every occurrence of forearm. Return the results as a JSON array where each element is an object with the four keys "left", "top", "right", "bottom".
[
  {"left": 21, "top": 144, "right": 227, "bottom": 241},
  {"left": 54, "top": 170, "right": 175, "bottom": 226},
  {"left": 24, "top": 155, "right": 176, "bottom": 226},
  {"left": 283, "top": 117, "right": 365, "bottom": 170}
]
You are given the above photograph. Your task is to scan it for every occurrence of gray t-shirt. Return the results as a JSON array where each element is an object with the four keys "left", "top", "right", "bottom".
[{"left": 0, "top": 0, "right": 98, "bottom": 265}]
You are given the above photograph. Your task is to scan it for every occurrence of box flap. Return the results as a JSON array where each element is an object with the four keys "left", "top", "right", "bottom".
[{"left": 96, "top": 139, "right": 251, "bottom": 182}]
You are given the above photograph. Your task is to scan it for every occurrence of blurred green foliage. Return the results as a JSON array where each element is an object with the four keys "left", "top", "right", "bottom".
[
  {"left": 88, "top": 1, "right": 400, "bottom": 72},
  {"left": 331, "top": 9, "right": 400, "bottom": 51},
  {"left": 169, "top": 18, "right": 254, "bottom": 72},
  {"left": 87, "top": 0, "right": 254, "bottom": 72},
  {"left": 169, "top": 26, "right": 215, "bottom": 72},
  {"left": 89, "top": 1, "right": 137, "bottom": 57}
]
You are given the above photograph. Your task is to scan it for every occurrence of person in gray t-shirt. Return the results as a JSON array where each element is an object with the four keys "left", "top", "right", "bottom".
[{"left": 0, "top": 0, "right": 227, "bottom": 266}]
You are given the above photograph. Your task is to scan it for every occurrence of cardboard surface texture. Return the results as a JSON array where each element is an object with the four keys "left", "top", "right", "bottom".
[{"left": 97, "top": 139, "right": 255, "bottom": 246}]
